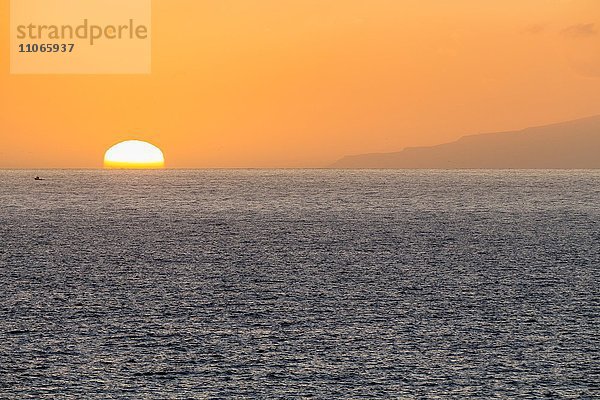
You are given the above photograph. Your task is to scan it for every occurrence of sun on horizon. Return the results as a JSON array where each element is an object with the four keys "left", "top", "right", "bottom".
[{"left": 103, "top": 140, "right": 165, "bottom": 169}]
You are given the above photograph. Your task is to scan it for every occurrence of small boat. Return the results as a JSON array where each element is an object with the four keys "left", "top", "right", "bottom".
[{"left": 34, "top": 176, "right": 44, "bottom": 181}]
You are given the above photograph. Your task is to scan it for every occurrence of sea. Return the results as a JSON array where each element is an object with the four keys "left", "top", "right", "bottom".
[{"left": 0, "top": 170, "right": 598, "bottom": 399}]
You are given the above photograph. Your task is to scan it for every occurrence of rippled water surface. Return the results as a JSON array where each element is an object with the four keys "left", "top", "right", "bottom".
[{"left": 1, "top": 170, "right": 599, "bottom": 399}]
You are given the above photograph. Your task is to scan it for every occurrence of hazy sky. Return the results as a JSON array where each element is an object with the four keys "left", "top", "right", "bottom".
[{"left": 1, "top": 0, "right": 599, "bottom": 168}]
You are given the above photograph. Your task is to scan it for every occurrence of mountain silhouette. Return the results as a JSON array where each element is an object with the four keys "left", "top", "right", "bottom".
[{"left": 331, "top": 115, "right": 600, "bottom": 169}]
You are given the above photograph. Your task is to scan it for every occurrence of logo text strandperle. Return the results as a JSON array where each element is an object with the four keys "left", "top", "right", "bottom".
[
  {"left": 10, "top": 0, "right": 151, "bottom": 74},
  {"left": 17, "top": 19, "right": 149, "bottom": 46}
]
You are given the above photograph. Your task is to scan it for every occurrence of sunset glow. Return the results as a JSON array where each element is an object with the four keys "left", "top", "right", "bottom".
[
  {"left": 2, "top": 1, "right": 599, "bottom": 168},
  {"left": 103, "top": 140, "right": 164, "bottom": 169}
]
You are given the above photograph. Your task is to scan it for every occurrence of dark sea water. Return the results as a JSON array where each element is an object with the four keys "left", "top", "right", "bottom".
[{"left": 0, "top": 170, "right": 598, "bottom": 399}]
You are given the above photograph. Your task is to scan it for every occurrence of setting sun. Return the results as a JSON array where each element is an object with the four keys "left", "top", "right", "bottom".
[{"left": 104, "top": 140, "right": 165, "bottom": 169}]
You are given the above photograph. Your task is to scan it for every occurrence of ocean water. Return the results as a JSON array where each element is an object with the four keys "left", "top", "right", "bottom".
[{"left": 0, "top": 170, "right": 598, "bottom": 399}]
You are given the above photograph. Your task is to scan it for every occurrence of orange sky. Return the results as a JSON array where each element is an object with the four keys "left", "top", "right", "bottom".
[{"left": 1, "top": 0, "right": 599, "bottom": 168}]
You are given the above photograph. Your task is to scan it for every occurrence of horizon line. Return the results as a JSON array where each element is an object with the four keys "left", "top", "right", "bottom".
[{"left": 2, "top": 167, "right": 600, "bottom": 171}]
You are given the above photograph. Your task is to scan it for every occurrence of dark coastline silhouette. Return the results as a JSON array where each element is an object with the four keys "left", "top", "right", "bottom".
[{"left": 332, "top": 115, "right": 600, "bottom": 169}]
